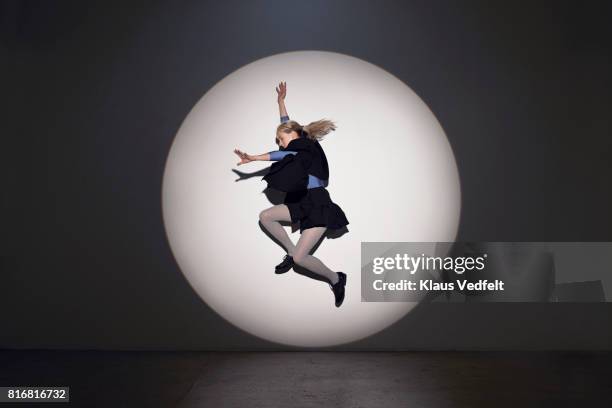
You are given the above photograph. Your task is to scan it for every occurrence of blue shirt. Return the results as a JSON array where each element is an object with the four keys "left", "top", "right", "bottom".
[{"left": 270, "top": 115, "right": 329, "bottom": 189}]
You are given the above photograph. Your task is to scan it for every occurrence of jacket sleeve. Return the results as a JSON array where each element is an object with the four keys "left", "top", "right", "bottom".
[
  {"left": 268, "top": 150, "right": 297, "bottom": 161},
  {"left": 262, "top": 148, "right": 312, "bottom": 192}
]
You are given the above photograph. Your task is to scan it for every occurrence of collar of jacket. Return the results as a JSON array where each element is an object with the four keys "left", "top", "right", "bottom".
[{"left": 285, "top": 136, "right": 313, "bottom": 151}]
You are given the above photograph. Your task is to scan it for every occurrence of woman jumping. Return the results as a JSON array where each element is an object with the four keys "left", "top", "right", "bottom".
[{"left": 233, "top": 81, "right": 349, "bottom": 307}]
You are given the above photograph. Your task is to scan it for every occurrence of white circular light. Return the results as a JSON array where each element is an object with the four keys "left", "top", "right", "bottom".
[{"left": 162, "top": 51, "right": 461, "bottom": 347}]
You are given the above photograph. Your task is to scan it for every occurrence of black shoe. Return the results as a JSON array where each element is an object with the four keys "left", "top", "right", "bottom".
[
  {"left": 330, "top": 272, "right": 347, "bottom": 307},
  {"left": 275, "top": 254, "right": 294, "bottom": 274}
]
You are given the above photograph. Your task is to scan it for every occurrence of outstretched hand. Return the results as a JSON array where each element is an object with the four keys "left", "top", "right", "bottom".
[
  {"left": 234, "top": 148, "right": 254, "bottom": 166},
  {"left": 276, "top": 81, "right": 287, "bottom": 103}
]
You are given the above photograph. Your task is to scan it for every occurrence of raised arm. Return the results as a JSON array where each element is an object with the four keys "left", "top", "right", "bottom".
[{"left": 276, "top": 81, "right": 289, "bottom": 123}]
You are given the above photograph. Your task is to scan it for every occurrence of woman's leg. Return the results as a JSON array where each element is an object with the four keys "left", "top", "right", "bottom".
[
  {"left": 259, "top": 204, "right": 295, "bottom": 256},
  {"left": 293, "top": 227, "right": 339, "bottom": 284}
]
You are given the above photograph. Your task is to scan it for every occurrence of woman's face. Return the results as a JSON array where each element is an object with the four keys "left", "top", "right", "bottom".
[{"left": 276, "top": 129, "right": 298, "bottom": 149}]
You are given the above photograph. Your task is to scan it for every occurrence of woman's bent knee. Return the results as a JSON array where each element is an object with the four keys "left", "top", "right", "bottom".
[
  {"left": 259, "top": 209, "right": 269, "bottom": 222},
  {"left": 293, "top": 252, "right": 307, "bottom": 266},
  {"left": 260, "top": 205, "right": 291, "bottom": 223}
]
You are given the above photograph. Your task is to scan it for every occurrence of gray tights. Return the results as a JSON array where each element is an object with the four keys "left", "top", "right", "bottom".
[{"left": 259, "top": 204, "right": 339, "bottom": 284}]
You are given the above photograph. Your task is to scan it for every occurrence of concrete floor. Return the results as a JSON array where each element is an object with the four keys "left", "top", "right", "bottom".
[{"left": 1, "top": 351, "right": 611, "bottom": 407}]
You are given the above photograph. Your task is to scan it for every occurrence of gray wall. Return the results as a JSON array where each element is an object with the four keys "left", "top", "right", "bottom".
[{"left": 3, "top": 0, "right": 612, "bottom": 350}]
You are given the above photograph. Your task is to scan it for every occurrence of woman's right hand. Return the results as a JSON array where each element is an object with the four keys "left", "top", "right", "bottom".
[
  {"left": 276, "top": 81, "right": 287, "bottom": 103},
  {"left": 234, "top": 148, "right": 254, "bottom": 165}
]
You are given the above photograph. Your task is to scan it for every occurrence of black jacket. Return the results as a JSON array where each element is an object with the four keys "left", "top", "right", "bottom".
[{"left": 262, "top": 137, "right": 329, "bottom": 192}]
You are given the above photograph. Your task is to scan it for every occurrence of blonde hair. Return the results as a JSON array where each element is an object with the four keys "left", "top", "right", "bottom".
[{"left": 277, "top": 119, "right": 337, "bottom": 142}]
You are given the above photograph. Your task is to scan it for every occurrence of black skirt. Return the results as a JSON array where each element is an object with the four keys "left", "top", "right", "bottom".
[{"left": 284, "top": 187, "right": 349, "bottom": 233}]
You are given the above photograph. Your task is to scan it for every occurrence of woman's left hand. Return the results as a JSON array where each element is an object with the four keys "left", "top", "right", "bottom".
[{"left": 234, "top": 148, "right": 254, "bottom": 165}]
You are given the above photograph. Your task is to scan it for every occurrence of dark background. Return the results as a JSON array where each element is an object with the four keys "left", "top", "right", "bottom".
[{"left": 2, "top": 0, "right": 611, "bottom": 350}]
